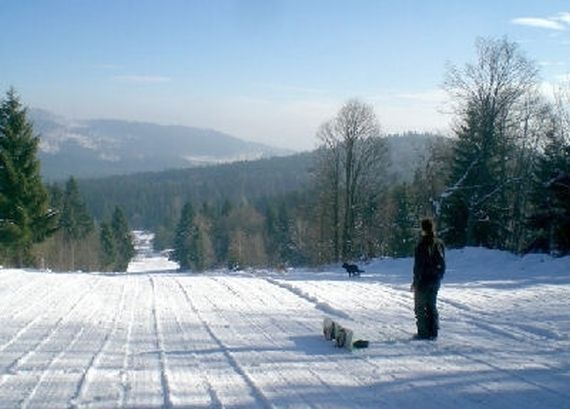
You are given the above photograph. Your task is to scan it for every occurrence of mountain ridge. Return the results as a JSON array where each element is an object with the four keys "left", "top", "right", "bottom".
[{"left": 29, "top": 108, "right": 293, "bottom": 180}]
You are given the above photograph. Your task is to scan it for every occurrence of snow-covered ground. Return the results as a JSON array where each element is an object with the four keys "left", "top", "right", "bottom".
[{"left": 0, "top": 233, "right": 569, "bottom": 408}]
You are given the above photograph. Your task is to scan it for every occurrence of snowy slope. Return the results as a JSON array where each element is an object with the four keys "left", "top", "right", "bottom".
[{"left": 0, "top": 240, "right": 568, "bottom": 408}]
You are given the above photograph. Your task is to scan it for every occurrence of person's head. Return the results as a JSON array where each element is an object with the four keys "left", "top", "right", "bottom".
[{"left": 420, "top": 218, "right": 435, "bottom": 236}]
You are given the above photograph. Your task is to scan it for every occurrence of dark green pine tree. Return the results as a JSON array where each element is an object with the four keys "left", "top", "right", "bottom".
[
  {"left": 111, "top": 206, "right": 135, "bottom": 271},
  {"left": 211, "top": 199, "right": 232, "bottom": 264},
  {"left": 99, "top": 222, "right": 117, "bottom": 271},
  {"left": 171, "top": 202, "right": 195, "bottom": 270},
  {"left": 47, "top": 183, "right": 64, "bottom": 213},
  {"left": 528, "top": 128, "right": 570, "bottom": 255},
  {"left": 60, "top": 177, "right": 94, "bottom": 269},
  {"left": 265, "top": 201, "right": 296, "bottom": 266},
  {"left": 0, "top": 89, "right": 57, "bottom": 267},
  {"left": 390, "top": 184, "right": 416, "bottom": 257},
  {"left": 189, "top": 225, "right": 206, "bottom": 271},
  {"left": 264, "top": 203, "right": 281, "bottom": 265},
  {"left": 440, "top": 107, "right": 504, "bottom": 248}
]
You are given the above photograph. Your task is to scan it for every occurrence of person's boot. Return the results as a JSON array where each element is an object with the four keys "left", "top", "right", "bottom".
[{"left": 413, "top": 322, "right": 430, "bottom": 340}]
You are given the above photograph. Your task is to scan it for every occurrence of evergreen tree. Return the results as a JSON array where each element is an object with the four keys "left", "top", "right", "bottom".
[
  {"left": 99, "top": 222, "right": 116, "bottom": 271},
  {"left": 265, "top": 201, "right": 293, "bottom": 265},
  {"left": 441, "top": 38, "right": 538, "bottom": 248},
  {"left": 390, "top": 184, "right": 416, "bottom": 257},
  {"left": 110, "top": 207, "right": 135, "bottom": 271},
  {"left": 171, "top": 202, "right": 196, "bottom": 270},
  {"left": 47, "top": 183, "right": 64, "bottom": 213},
  {"left": 60, "top": 177, "right": 93, "bottom": 269},
  {"left": 528, "top": 124, "right": 570, "bottom": 255},
  {"left": 441, "top": 108, "right": 503, "bottom": 247},
  {"left": 189, "top": 225, "right": 206, "bottom": 271},
  {"left": 0, "top": 89, "right": 56, "bottom": 266},
  {"left": 211, "top": 200, "right": 232, "bottom": 265}
]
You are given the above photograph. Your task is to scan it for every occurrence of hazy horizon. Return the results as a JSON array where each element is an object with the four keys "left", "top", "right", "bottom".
[{"left": 1, "top": 0, "right": 569, "bottom": 151}]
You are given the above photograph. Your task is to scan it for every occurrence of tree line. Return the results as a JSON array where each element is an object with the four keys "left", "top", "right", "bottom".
[
  {"left": 169, "top": 37, "right": 569, "bottom": 269},
  {"left": 1, "top": 37, "right": 568, "bottom": 272},
  {"left": 0, "top": 89, "right": 135, "bottom": 270}
]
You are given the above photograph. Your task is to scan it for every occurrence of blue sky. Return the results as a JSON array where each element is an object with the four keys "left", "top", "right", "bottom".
[{"left": 1, "top": 0, "right": 569, "bottom": 150}]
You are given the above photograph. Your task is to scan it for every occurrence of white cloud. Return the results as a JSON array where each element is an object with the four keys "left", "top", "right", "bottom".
[
  {"left": 113, "top": 75, "right": 172, "bottom": 84},
  {"left": 511, "top": 17, "right": 565, "bottom": 31},
  {"left": 511, "top": 12, "right": 570, "bottom": 31},
  {"left": 556, "top": 12, "right": 570, "bottom": 24}
]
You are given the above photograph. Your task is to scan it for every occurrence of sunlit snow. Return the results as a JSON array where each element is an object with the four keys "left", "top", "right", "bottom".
[{"left": 0, "top": 232, "right": 568, "bottom": 408}]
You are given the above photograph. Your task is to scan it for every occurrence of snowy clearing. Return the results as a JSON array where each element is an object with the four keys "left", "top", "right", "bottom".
[{"left": 0, "top": 237, "right": 569, "bottom": 408}]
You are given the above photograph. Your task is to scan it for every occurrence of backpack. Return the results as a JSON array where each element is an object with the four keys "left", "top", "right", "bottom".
[{"left": 427, "top": 241, "right": 445, "bottom": 279}]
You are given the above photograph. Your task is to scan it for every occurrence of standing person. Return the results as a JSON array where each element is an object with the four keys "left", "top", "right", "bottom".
[{"left": 411, "top": 218, "right": 445, "bottom": 340}]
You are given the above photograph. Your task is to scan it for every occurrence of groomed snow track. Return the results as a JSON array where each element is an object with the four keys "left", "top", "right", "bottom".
[{"left": 0, "top": 262, "right": 568, "bottom": 408}]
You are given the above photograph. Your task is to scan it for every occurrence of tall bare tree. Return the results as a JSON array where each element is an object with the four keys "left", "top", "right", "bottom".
[
  {"left": 316, "top": 99, "right": 386, "bottom": 260},
  {"left": 316, "top": 122, "right": 342, "bottom": 261}
]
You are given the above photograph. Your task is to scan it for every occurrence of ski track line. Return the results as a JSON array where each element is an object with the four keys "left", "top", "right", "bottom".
[
  {"left": 365, "top": 282, "right": 561, "bottom": 349},
  {"left": 418, "top": 286, "right": 569, "bottom": 371},
  {"left": 211, "top": 276, "right": 386, "bottom": 409},
  {"left": 0, "top": 276, "right": 103, "bottom": 386},
  {"left": 388, "top": 283, "right": 567, "bottom": 348},
  {"left": 160, "top": 277, "right": 223, "bottom": 409},
  {"left": 4, "top": 273, "right": 90, "bottom": 323},
  {"left": 436, "top": 290, "right": 561, "bottom": 344},
  {"left": 259, "top": 277, "right": 524, "bottom": 406},
  {"left": 456, "top": 349, "right": 570, "bottom": 400},
  {"left": 389, "top": 285, "right": 570, "bottom": 399},
  {"left": 212, "top": 276, "right": 317, "bottom": 334},
  {"left": 252, "top": 277, "right": 454, "bottom": 407},
  {"left": 18, "top": 327, "right": 87, "bottom": 409},
  {"left": 245, "top": 276, "right": 464, "bottom": 409},
  {"left": 174, "top": 277, "right": 273, "bottom": 409},
  {"left": 67, "top": 277, "right": 128, "bottom": 408},
  {"left": 149, "top": 275, "right": 174, "bottom": 409},
  {"left": 209, "top": 277, "right": 335, "bottom": 409},
  {"left": 9, "top": 280, "right": 57, "bottom": 320},
  {"left": 118, "top": 276, "right": 139, "bottom": 408},
  {"left": 313, "top": 281, "right": 538, "bottom": 408},
  {"left": 213, "top": 275, "right": 330, "bottom": 345},
  {"left": 263, "top": 277, "right": 414, "bottom": 342},
  {"left": 313, "top": 278, "right": 560, "bottom": 348},
  {"left": 0, "top": 274, "right": 40, "bottom": 316},
  {"left": 263, "top": 276, "right": 351, "bottom": 319},
  {"left": 199, "top": 290, "right": 317, "bottom": 409},
  {"left": 288, "top": 278, "right": 570, "bottom": 401},
  {"left": 0, "top": 277, "right": 87, "bottom": 355},
  {"left": 17, "top": 279, "right": 109, "bottom": 408}
]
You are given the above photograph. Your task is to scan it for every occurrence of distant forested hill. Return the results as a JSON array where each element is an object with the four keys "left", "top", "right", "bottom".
[
  {"left": 75, "top": 133, "right": 445, "bottom": 229},
  {"left": 78, "top": 152, "right": 316, "bottom": 228},
  {"left": 386, "top": 132, "right": 446, "bottom": 182}
]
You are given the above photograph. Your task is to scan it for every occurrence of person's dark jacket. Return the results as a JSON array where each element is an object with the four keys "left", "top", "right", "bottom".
[{"left": 413, "top": 235, "right": 445, "bottom": 289}]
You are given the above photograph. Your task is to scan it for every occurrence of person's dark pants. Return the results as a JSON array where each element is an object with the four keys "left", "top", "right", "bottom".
[{"left": 414, "top": 283, "right": 440, "bottom": 339}]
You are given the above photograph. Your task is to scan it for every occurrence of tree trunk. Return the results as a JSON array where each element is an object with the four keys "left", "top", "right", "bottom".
[{"left": 342, "top": 141, "right": 354, "bottom": 260}]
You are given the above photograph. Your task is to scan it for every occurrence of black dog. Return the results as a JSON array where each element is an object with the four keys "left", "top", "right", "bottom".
[{"left": 342, "top": 262, "right": 364, "bottom": 277}]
